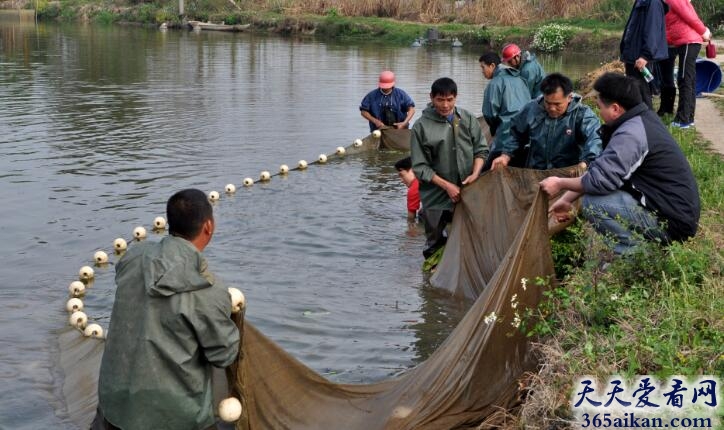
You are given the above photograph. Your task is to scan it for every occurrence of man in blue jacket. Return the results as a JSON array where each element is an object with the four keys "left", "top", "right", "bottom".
[
  {"left": 360, "top": 70, "right": 416, "bottom": 132},
  {"left": 539, "top": 73, "right": 700, "bottom": 255},
  {"left": 490, "top": 73, "right": 601, "bottom": 170},
  {"left": 619, "top": 0, "right": 669, "bottom": 109}
]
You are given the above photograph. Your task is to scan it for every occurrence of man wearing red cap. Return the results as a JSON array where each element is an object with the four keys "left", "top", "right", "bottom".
[
  {"left": 500, "top": 43, "right": 546, "bottom": 98},
  {"left": 360, "top": 70, "right": 416, "bottom": 132}
]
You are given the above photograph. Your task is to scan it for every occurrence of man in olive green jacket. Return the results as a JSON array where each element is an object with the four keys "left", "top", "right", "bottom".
[
  {"left": 411, "top": 77, "right": 489, "bottom": 258},
  {"left": 95, "top": 189, "right": 240, "bottom": 430}
]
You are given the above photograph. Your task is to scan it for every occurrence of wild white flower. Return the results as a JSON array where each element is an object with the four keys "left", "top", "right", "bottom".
[
  {"left": 511, "top": 312, "right": 521, "bottom": 329},
  {"left": 484, "top": 312, "right": 498, "bottom": 325},
  {"left": 610, "top": 293, "right": 619, "bottom": 301},
  {"left": 521, "top": 278, "right": 528, "bottom": 291},
  {"left": 510, "top": 294, "right": 518, "bottom": 309},
  {"left": 532, "top": 24, "right": 574, "bottom": 53}
]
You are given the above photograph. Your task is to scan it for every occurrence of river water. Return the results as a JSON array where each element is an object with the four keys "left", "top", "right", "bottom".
[{"left": 0, "top": 19, "right": 602, "bottom": 429}]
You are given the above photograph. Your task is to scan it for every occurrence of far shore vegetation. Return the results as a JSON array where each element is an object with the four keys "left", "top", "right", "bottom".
[{"left": 3, "top": 0, "right": 723, "bottom": 52}]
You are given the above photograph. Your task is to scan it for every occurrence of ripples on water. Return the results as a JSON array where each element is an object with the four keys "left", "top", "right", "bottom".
[{"left": 0, "top": 20, "right": 603, "bottom": 428}]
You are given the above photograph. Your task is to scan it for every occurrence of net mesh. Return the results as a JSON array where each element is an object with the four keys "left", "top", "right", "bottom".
[{"left": 59, "top": 135, "right": 583, "bottom": 429}]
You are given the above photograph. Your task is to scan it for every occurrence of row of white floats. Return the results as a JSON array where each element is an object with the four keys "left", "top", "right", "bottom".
[
  {"left": 65, "top": 133, "right": 377, "bottom": 331},
  {"left": 206, "top": 133, "right": 376, "bottom": 201},
  {"left": 63, "top": 132, "right": 377, "bottom": 422},
  {"left": 66, "top": 220, "right": 247, "bottom": 331}
]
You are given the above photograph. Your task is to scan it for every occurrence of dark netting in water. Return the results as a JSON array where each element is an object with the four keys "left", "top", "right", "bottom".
[
  {"left": 58, "top": 147, "right": 583, "bottom": 429},
  {"left": 377, "top": 118, "right": 493, "bottom": 152}
]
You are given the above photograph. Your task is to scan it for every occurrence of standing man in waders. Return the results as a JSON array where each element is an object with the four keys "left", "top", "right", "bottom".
[
  {"left": 410, "top": 77, "right": 489, "bottom": 259},
  {"left": 360, "top": 70, "right": 416, "bottom": 132}
]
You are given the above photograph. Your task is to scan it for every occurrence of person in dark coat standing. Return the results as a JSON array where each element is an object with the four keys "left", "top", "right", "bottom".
[{"left": 619, "top": 0, "right": 669, "bottom": 109}]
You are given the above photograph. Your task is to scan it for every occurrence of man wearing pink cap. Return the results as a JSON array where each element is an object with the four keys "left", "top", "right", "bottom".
[{"left": 360, "top": 70, "right": 416, "bottom": 132}]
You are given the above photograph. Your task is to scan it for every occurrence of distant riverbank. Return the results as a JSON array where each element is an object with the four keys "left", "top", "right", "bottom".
[{"left": 1, "top": 0, "right": 625, "bottom": 57}]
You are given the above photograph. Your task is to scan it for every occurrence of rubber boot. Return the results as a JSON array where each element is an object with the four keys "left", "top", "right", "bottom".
[{"left": 657, "top": 87, "right": 676, "bottom": 117}]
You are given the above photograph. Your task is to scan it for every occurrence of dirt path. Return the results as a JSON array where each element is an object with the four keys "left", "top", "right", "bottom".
[
  {"left": 695, "top": 98, "right": 724, "bottom": 154},
  {"left": 694, "top": 39, "right": 724, "bottom": 155}
]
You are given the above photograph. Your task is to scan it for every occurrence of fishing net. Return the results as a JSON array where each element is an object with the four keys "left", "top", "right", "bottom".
[
  {"left": 225, "top": 167, "right": 581, "bottom": 430},
  {"left": 59, "top": 144, "right": 583, "bottom": 429},
  {"left": 377, "top": 118, "right": 493, "bottom": 152}
]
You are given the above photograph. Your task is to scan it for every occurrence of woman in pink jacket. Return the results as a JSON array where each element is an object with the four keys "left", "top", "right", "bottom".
[{"left": 657, "top": 0, "right": 711, "bottom": 128}]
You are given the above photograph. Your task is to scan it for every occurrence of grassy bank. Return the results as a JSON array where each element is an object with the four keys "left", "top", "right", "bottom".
[
  {"left": 28, "top": 1, "right": 620, "bottom": 51},
  {"left": 513, "top": 127, "right": 723, "bottom": 428},
  {"left": 26, "top": 0, "right": 724, "bottom": 30},
  {"left": 13, "top": 0, "right": 719, "bottom": 53}
]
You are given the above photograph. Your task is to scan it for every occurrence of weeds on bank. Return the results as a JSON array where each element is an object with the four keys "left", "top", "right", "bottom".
[
  {"left": 518, "top": 131, "right": 723, "bottom": 428},
  {"left": 531, "top": 23, "right": 575, "bottom": 52}
]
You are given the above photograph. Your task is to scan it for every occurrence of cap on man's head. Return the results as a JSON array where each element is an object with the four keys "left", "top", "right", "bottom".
[
  {"left": 378, "top": 70, "right": 396, "bottom": 89},
  {"left": 501, "top": 43, "right": 521, "bottom": 62}
]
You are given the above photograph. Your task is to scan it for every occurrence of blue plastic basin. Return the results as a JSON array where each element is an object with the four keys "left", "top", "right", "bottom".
[{"left": 695, "top": 58, "right": 722, "bottom": 95}]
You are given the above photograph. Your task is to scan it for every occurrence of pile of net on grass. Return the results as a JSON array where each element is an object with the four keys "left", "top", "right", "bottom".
[
  {"left": 578, "top": 60, "right": 625, "bottom": 99},
  {"left": 60, "top": 164, "right": 583, "bottom": 430}
]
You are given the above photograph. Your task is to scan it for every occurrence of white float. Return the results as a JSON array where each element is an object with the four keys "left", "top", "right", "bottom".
[
  {"left": 69, "top": 311, "right": 88, "bottom": 329},
  {"left": 372, "top": 129, "right": 382, "bottom": 138},
  {"left": 153, "top": 216, "right": 167, "bottom": 230},
  {"left": 318, "top": 154, "right": 328, "bottom": 163},
  {"left": 69, "top": 281, "right": 86, "bottom": 297},
  {"left": 83, "top": 323, "right": 104, "bottom": 339},
  {"left": 79, "top": 266, "right": 95, "bottom": 281},
  {"left": 260, "top": 171, "right": 271, "bottom": 182},
  {"left": 228, "top": 287, "right": 246, "bottom": 314},
  {"left": 336, "top": 146, "right": 346, "bottom": 156},
  {"left": 279, "top": 164, "right": 289, "bottom": 174},
  {"left": 298, "top": 160, "right": 308, "bottom": 170},
  {"left": 113, "top": 238, "right": 128, "bottom": 252},
  {"left": 243, "top": 178, "right": 254, "bottom": 187},
  {"left": 94, "top": 251, "right": 108, "bottom": 265},
  {"left": 225, "top": 184, "right": 236, "bottom": 194},
  {"left": 66, "top": 298, "right": 84, "bottom": 312},
  {"left": 208, "top": 191, "right": 220, "bottom": 201},
  {"left": 218, "top": 397, "right": 243, "bottom": 423},
  {"left": 353, "top": 138, "right": 363, "bottom": 147},
  {"left": 133, "top": 226, "right": 147, "bottom": 240}
]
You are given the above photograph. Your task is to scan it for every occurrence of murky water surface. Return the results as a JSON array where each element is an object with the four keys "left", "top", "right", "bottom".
[{"left": 0, "top": 18, "right": 603, "bottom": 429}]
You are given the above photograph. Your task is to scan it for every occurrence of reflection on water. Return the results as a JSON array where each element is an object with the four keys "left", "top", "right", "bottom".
[{"left": 0, "top": 21, "right": 604, "bottom": 429}]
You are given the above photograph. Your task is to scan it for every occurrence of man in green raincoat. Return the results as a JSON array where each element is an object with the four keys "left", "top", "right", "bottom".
[
  {"left": 411, "top": 77, "right": 489, "bottom": 258},
  {"left": 94, "top": 189, "right": 240, "bottom": 430},
  {"left": 501, "top": 43, "right": 546, "bottom": 98},
  {"left": 479, "top": 51, "right": 531, "bottom": 156}
]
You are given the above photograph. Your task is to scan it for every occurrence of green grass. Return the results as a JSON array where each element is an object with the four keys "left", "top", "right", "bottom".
[{"left": 521, "top": 129, "right": 724, "bottom": 427}]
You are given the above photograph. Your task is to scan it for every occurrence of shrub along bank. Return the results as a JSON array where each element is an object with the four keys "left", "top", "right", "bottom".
[
  {"left": 6, "top": 0, "right": 633, "bottom": 53},
  {"left": 9, "top": 0, "right": 723, "bottom": 52}
]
